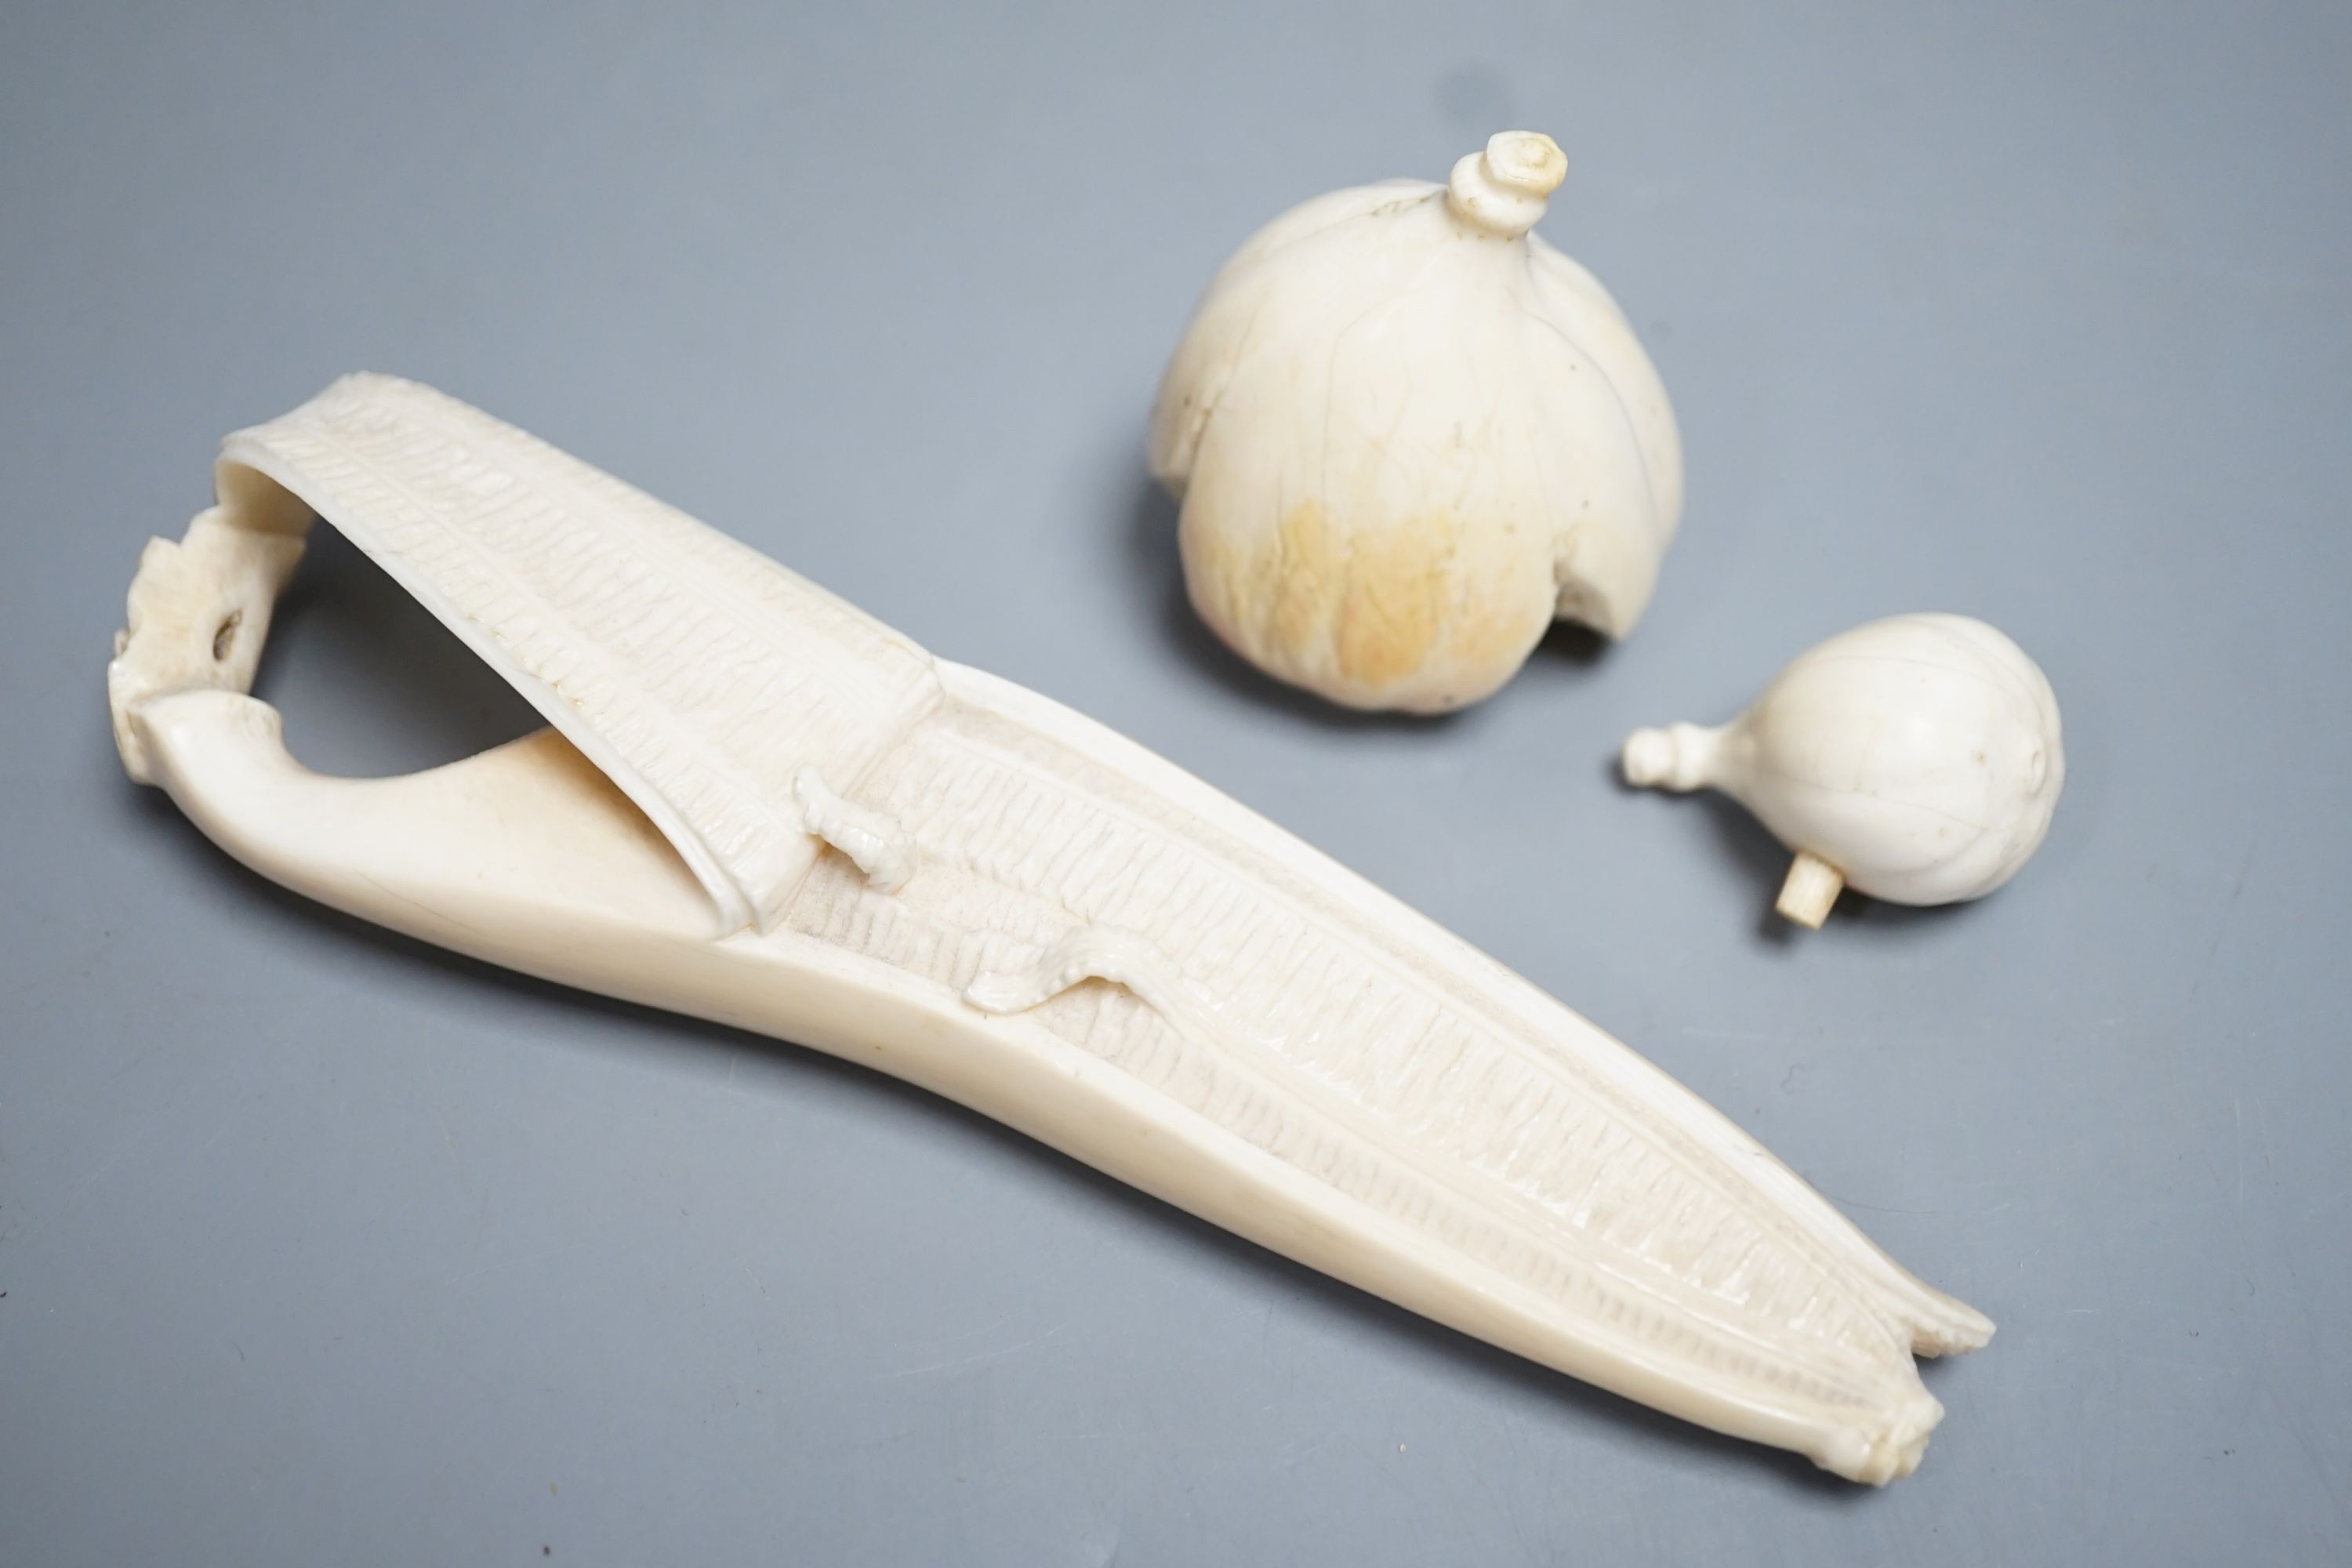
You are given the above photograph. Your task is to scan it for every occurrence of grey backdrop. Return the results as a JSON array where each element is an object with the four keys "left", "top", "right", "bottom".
[{"left": 4, "top": 3, "right": 2347, "bottom": 1564}]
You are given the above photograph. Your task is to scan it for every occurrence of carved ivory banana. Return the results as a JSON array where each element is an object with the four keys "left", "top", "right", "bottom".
[{"left": 107, "top": 376, "right": 1989, "bottom": 1483}]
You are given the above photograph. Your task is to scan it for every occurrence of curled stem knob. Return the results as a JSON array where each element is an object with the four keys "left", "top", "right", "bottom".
[
  {"left": 1446, "top": 131, "right": 1567, "bottom": 238},
  {"left": 1621, "top": 722, "right": 1723, "bottom": 793}
]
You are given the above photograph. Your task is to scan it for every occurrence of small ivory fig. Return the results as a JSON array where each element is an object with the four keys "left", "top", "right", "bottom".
[
  {"left": 1149, "top": 131, "right": 1683, "bottom": 713},
  {"left": 1622, "top": 614, "right": 2065, "bottom": 928}
]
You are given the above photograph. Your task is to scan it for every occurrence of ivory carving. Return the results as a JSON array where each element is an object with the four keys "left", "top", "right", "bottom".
[{"left": 110, "top": 377, "right": 1987, "bottom": 1481}]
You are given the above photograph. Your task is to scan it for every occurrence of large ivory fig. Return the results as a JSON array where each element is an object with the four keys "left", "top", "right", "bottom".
[{"left": 1149, "top": 131, "right": 1683, "bottom": 713}]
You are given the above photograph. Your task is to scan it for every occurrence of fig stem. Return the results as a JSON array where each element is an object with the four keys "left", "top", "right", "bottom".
[{"left": 1776, "top": 851, "right": 1845, "bottom": 929}]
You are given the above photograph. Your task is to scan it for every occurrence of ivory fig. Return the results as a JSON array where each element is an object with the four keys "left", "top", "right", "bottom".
[
  {"left": 1149, "top": 132, "right": 1683, "bottom": 713},
  {"left": 1623, "top": 614, "right": 2066, "bottom": 927}
]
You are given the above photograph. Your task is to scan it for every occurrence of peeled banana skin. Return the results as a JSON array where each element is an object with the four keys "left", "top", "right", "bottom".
[{"left": 107, "top": 376, "right": 1990, "bottom": 1483}]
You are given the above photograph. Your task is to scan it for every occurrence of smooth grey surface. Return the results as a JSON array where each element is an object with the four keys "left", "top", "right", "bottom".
[{"left": 3, "top": 2, "right": 2347, "bottom": 1563}]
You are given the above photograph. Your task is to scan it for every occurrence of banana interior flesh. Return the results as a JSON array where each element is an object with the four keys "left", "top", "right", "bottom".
[{"left": 107, "top": 376, "right": 1990, "bottom": 1483}]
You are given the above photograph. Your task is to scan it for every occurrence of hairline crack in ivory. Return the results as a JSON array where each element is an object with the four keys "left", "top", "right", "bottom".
[{"left": 108, "top": 376, "right": 1989, "bottom": 1483}]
